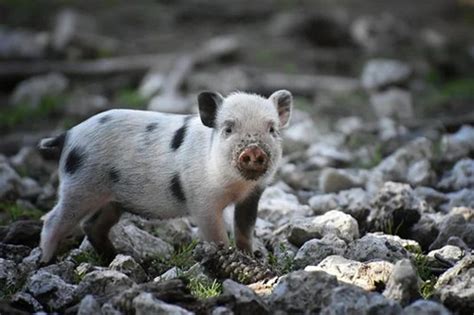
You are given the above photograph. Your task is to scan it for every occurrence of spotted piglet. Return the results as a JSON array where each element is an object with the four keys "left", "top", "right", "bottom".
[{"left": 38, "top": 90, "right": 293, "bottom": 263}]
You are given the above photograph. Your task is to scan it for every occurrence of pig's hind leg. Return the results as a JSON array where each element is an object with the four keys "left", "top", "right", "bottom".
[
  {"left": 82, "top": 203, "right": 123, "bottom": 263},
  {"left": 40, "top": 185, "right": 110, "bottom": 263}
]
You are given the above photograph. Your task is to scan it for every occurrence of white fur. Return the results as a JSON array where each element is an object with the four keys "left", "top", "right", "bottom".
[{"left": 40, "top": 91, "right": 292, "bottom": 262}]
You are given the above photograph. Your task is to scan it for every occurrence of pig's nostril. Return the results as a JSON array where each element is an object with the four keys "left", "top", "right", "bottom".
[
  {"left": 256, "top": 156, "right": 265, "bottom": 164},
  {"left": 242, "top": 155, "right": 251, "bottom": 163}
]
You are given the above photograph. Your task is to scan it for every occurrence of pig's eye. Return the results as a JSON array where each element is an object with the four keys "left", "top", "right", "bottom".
[
  {"left": 224, "top": 126, "right": 233, "bottom": 135},
  {"left": 269, "top": 126, "right": 275, "bottom": 134}
]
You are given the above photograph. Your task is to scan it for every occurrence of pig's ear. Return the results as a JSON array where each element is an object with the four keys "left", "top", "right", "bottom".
[
  {"left": 198, "top": 91, "right": 224, "bottom": 128},
  {"left": 269, "top": 90, "right": 292, "bottom": 128}
]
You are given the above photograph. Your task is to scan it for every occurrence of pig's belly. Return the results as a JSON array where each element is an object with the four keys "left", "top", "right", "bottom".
[{"left": 111, "top": 181, "right": 190, "bottom": 219}]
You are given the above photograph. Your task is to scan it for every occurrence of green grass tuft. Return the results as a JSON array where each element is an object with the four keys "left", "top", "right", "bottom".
[
  {"left": 0, "top": 202, "right": 43, "bottom": 224},
  {"left": 411, "top": 251, "right": 438, "bottom": 299},
  {"left": 187, "top": 277, "right": 222, "bottom": 299},
  {"left": 268, "top": 243, "right": 294, "bottom": 274},
  {"left": 71, "top": 250, "right": 104, "bottom": 266},
  {"left": 117, "top": 89, "right": 147, "bottom": 109}
]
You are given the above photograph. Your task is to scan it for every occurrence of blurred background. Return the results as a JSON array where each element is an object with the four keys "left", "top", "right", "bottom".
[{"left": 0, "top": 0, "right": 473, "bottom": 155}]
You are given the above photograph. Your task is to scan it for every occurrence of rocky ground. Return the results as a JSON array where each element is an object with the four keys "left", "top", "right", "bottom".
[{"left": 1, "top": 0, "right": 474, "bottom": 314}]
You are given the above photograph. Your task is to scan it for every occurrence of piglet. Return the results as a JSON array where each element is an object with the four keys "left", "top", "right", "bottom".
[{"left": 38, "top": 90, "right": 293, "bottom": 263}]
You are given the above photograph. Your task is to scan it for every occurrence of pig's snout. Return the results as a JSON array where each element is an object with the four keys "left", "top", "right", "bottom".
[{"left": 237, "top": 145, "right": 269, "bottom": 180}]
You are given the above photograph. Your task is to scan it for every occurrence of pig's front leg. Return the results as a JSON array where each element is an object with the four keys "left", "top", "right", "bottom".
[
  {"left": 194, "top": 205, "right": 230, "bottom": 247},
  {"left": 234, "top": 187, "right": 263, "bottom": 253}
]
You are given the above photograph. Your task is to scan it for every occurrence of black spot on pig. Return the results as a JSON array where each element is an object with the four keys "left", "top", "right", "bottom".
[
  {"left": 170, "top": 116, "right": 192, "bottom": 150},
  {"left": 109, "top": 167, "right": 121, "bottom": 183},
  {"left": 99, "top": 115, "right": 111, "bottom": 124},
  {"left": 170, "top": 173, "right": 186, "bottom": 201},
  {"left": 65, "top": 147, "right": 86, "bottom": 174},
  {"left": 146, "top": 122, "right": 158, "bottom": 132}
]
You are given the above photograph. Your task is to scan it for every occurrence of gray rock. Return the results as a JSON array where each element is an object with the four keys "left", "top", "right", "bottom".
[
  {"left": 0, "top": 243, "right": 31, "bottom": 263},
  {"left": 282, "top": 110, "right": 320, "bottom": 150},
  {"left": 0, "top": 161, "right": 23, "bottom": 200},
  {"left": 288, "top": 210, "right": 359, "bottom": 246},
  {"left": 435, "top": 256, "right": 474, "bottom": 315},
  {"left": 3, "top": 219, "right": 42, "bottom": 248},
  {"left": 319, "top": 168, "right": 368, "bottom": 193},
  {"left": 367, "top": 137, "right": 433, "bottom": 194},
  {"left": 76, "top": 270, "right": 135, "bottom": 300},
  {"left": 306, "top": 255, "right": 393, "bottom": 291},
  {"left": 212, "top": 306, "right": 234, "bottom": 315},
  {"left": 294, "top": 234, "right": 347, "bottom": 268},
  {"left": 38, "top": 260, "right": 76, "bottom": 284},
  {"left": 346, "top": 233, "right": 411, "bottom": 263},
  {"left": 10, "top": 73, "right": 68, "bottom": 108},
  {"left": 222, "top": 279, "right": 269, "bottom": 314},
  {"left": 309, "top": 188, "right": 370, "bottom": 223},
  {"left": 320, "top": 285, "right": 402, "bottom": 315},
  {"left": 403, "top": 300, "right": 452, "bottom": 315},
  {"left": 101, "top": 302, "right": 122, "bottom": 315},
  {"left": 361, "top": 59, "right": 412, "bottom": 91},
  {"left": 78, "top": 295, "right": 102, "bottom": 315},
  {"left": 151, "top": 218, "right": 193, "bottom": 247},
  {"left": 438, "top": 159, "right": 474, "bottom": 191},
  {"left": 10, "top": 292, "right": 43, "bottom": 312},
  {"left": 427, "top": 245, "right": 464, "bottom": 263},
  {"left": 382, "top": 259, "right": 420, "bottom": 306},
  {"left": 268, "top": 270, "right": 339, "bottom": 313},
  {"left": 133, "top": 292, "right": 194, "bottom": 315},
  {"left": 0, "top": 27, "right": 49, "bottom": 59},
  {"left": 368, "top": 182, "right": 426, "bottom": 237},
  {"left": 0, "top": 258, "right": 19, "bottom": 289},
  {"left": 429, "top": 213, "right": 474, "bottom": 250},
  {"left": 258, "top": 186, "right": 312, "bottom": 225},
  {"left": 414, "top": 187, "right": 448, "bottom": 209},
  {"left": 110, "top": 221, "right": 173, "bottom": 262},
  {"left": 109, "top": 254, "right": 147, "bottom": 283},
  {"left": 441, "top": 189, "right": 474, "bottom": 212},
  {"left": 370, "top": 88, "right": 414, "bottom": 120},
  {"left": 9, "top": 146, "right": 55, "bottom": 182},
  {"left": 409, "top": 214, "right": 440, "bottom": 251},
  {"left": 440, "top": 125, "right": 474, "bottom": 162},
  {"left": 26, "top": 271, "right": 77, "bottom": 310},
  {"left": 407, "top": 159, "right": 436, "bottom": 187},
  {"left": 153, "top": 267, "right": 181, "bottom": 282},
  {"left": 18, "top": 177, "right": 42, "bottom": 199},
  {"left": 306, "top": 141, "right": 353, "bottom": 168},
  {"left": 188, "top": 68, "right": 250, "bottom": 96}
]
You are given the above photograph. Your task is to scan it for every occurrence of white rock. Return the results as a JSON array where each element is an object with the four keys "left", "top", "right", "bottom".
[
  {"left": 288, "top": 210, "right": 359, "bottom": 246},
  {"left": 306, "top": 255, "right": 393, "bottom": 291},
  {"left": 319, "top": 168, "right": 368, "bottom": 193}
]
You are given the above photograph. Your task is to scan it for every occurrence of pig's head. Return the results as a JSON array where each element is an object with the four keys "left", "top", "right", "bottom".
[{"left": 198, "top": 90, "right": 292, "bottom": 182}]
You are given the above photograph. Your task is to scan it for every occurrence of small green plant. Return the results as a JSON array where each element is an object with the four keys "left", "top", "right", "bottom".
[
  {"left": 0, "top": 94, "right": 66, "bottom": 129},
  {"left": 187, "top": 277, "right": 222, "bottom": 299},
  {"left": 150, "top": 240, "right": 198, "bottom": 274},
  {"left": 268, "top": 243, "right": 294, "bottom": 274},
  {"left": 117, "top": 89, "right": 147, "bottom": 109},
  {"left": 71, "top": 250, "right": 104, "bottom": 266},
  {"left": 0, "top": 202, "right": 43, "bottom": 224},
  {"left": 411, "top": 251, "right": 438, "bottom": 299}
]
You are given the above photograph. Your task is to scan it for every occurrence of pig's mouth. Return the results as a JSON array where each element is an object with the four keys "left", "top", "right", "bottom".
[{"left": 234, "top": 144, "right": 271, "bottom": 181}]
